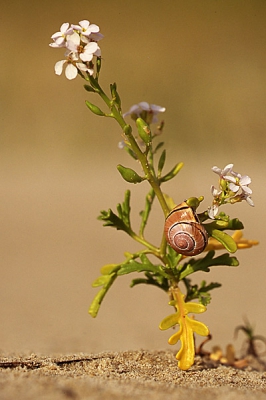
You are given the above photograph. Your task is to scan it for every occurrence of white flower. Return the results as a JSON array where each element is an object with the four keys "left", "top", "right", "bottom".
[
  {"left": 54, "top": 51, "right": 92, "bottom": 80},
  {"left": 55, "top": 57, "right": 94, "bottom": 80},
  {"left": 211, "top": 164, "right": 254, "bottom": 207},
  {"left": 49, "top": 23, "right": 73, "bottom": 48},
  {"left": 123, "top": 102, "right": 166, "bottom": 123},
  {"left": 210, "top": 185, "right": 222, "bottom": 198},
  {"left": 66, "top": 32, "right": 99, "bottom": 62},
  {"left": 243, "top": 194, "right": 254, "bottom": 207},
  {"left": 207, "top": 204, "right": 219, "bottom": 219},
  {"left": 212, "top": 164, "right": 234, "bottom": 178},
  {"left": 72, "top": 20, "right": 100, "bottom": 37},
  {"left": 55, "top": 57, "right": 78, "bottom": 80},
  {"left": 207, "top": 185, "right": 222, "bottom": 219},
  {"left": 227, "top": 174, "right": 252, "bottom": 195},
  {"left": 118, "top": 141, "right": 125, "bottom": 149},
  {"left": 89, "top": 32, "right": 104, "bottom": 42},
  {"left": 76, "top": 62, "right": 94, "bottom": 76}
]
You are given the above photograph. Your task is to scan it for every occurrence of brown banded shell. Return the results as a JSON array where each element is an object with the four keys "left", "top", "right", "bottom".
[{"left": 164, "top": 202, "right": 208, "bottom": 256}]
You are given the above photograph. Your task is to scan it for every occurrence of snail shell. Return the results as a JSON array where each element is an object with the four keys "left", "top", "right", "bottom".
[{"left": 164, "top": 202, "right": 208, "bottom": 256}]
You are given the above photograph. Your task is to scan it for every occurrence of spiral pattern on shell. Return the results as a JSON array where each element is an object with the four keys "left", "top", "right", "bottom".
[{"left": 164, "top": 202, "right": 208, "bottom": 256}]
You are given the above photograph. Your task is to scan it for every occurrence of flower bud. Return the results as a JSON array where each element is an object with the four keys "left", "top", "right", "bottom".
[
  {"left": 186, "top": 196, "right": 203, "bottom": 209},
  {"left": 136, "top": 118, "right": 151, "bottom": 145},
  {"left": 123, "top": 124, "right": 133, "bottom": 136},
  {"left": 117, "top": 164, "right": 143, "bottom": 183},
  {"left": 84, "top": 84, "right": 95, "bottom": 92},
  {"left": 96, "top": 57, "right": 102, "bottom": 75},
  {"left": 85, "top": 100, "right": 105, "bottom": 116},
  {"left": 110, "top": 82, "right": 121, "bottom": 109}
]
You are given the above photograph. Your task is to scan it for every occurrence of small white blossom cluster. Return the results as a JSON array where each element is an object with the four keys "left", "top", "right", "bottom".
[
  {"left": 123, "top": 102, "right": 166, "bottom": 124},
  {"left": 208, "top": 163, "right": 254, "bottom": 219},
  {"left": 49, "top": 20, "right": 103, "bottom": 80}
]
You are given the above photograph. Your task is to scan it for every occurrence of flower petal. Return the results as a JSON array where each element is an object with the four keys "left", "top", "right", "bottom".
[
  {"left": 80, "top": 52, "right": 93, "bottom": 62},
  {"left": 84, "top": 41, "right": 98, "bottom": 52},
  {"left": 60, "top": 22, "right": 70, "bottom": 33},
  {"left": 211, "top": 185, "right": 222, "bottom": 197},
  {"left": 245, "top": 196, "right": 254, "bottom": 206},
  {"left": 79, "top": 20, "right": 90, "bottom": 29},
  {"left": 54, "top": 60, "right": 66, "bottom": 75},
  {"left": 138, "top": 101, "right": 150, "bottom": 110},
  {"left": 229, "top": 182, "right": 239, "bottom": 192},
  {"left": 65, "top": 64, "right": 78, "bottom": 80},
  {"left": 242, "top": 186, "right": 252, "bottom": 195},
  {"left": 67, "top": 32, "right": 80, "bottom": 48},
  {"left": 240, "top": 175, "right": 251, "bottom": 186},
  {"left": 208, "top": 204, "right": 219, "bottom": 219},
  {"left": 150, "top": 104, "right": 166, "bottom": 113}
]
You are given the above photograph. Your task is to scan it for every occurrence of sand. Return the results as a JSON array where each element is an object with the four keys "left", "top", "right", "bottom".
[{"left": 1, "top": 350, "right": 266, "bottom": 400}]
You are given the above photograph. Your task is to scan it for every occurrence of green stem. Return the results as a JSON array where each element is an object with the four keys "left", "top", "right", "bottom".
[
  {"left": 123, "top": 128, "right": 170, "bottom": 218},
  {"left": 87, "top": 74, "right": 171, "bottom": 264},
  {"left": 88, "top": 75, "right": 170, "bottom": 218},
  {"left": 130, "top": 230, "right": 159, "bottom": 254}
]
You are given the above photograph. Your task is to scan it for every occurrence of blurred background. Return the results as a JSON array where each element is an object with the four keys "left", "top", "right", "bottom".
[{"left": 1, "top": 0, "right": 266, "bottom": 357}]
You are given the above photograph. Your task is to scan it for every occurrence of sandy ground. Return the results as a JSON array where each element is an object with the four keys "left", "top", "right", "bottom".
[{"left": 1, "top": 350, "right": 266, "bottom": 400}]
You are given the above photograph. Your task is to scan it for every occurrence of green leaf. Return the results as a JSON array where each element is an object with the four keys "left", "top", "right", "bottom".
[
  {"left": 183, "top": 278, "right": 222, "bottom": 305},
  {"left": 89, "top": 273, "right": 117, "bottom": 318},
  {"left": 160, "top": 162, "right": 184, "bottom": 183},
  {"left": 117, "top": 254, "right": 171, "bottom": 280},
  {"left": 157, "top": 149, "right": 166, "bottom": 176},
  {"left": 205, "top": 218, "right": 244, "bottom": 231},
  {"left": 166, "top": 245, "right": 183, "bottom": 269},
  {"left": 124, "top": 146, "right": 138, "bottom": 160},
  {"left": 100, "top": 263, "right": 121, "bottom": 275},
  {"left": 211, "top": 229, "right": 237, "bottom": 253},
  {"left": 98, "top": 190, "right": 132, "bottom": 234},
  {"left": 130, "top": 271, "right": 169, "bottom": 292},
  {"left": 153, "top": 141, "right": 164, "bottom": 154},
  {"left": 92, "top": 275, "right": 112, "bottom": 287},
  {"left": 98, "top": 208, "right": 130, "bottom": 232},
  {"left": 139, "top": 189, "right": 155, "bottom": 237},
  {"left": 179, "top": 250, "right": 239, "bottom": 280}
]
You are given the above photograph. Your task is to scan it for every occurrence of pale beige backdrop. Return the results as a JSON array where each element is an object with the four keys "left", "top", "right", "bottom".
[{"left": 1, "top": 0, "right": 266, "bottom": 358}]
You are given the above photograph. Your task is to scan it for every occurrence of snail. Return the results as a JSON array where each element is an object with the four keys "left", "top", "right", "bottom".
[{"left": 164, "top": 201, "right": 208, "bottom": 256}]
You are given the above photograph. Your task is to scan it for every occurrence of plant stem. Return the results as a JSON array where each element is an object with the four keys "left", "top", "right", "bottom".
[{"left": 88, "top": 75, "right": 170, "bottom": 219}]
